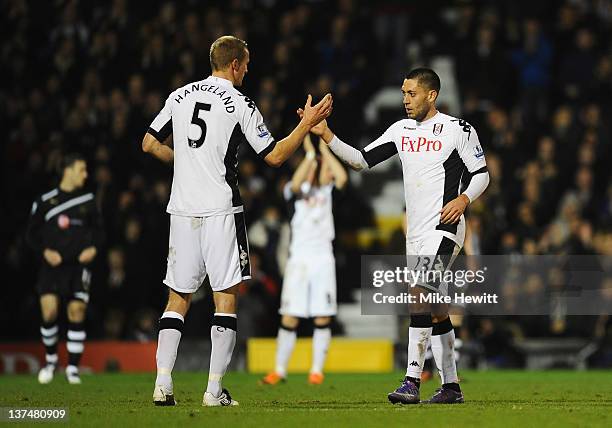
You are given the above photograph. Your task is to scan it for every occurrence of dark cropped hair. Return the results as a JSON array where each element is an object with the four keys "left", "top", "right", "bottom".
[
  {"left": 406, "top": 68, "right": 441, "bottom": 93},
  {"left": 59, "top": 152, "right": 86, "bottom": 174}
]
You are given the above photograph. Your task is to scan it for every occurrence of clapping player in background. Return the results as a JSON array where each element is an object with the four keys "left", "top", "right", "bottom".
[
  {"left": 303, "top": 68, "right": 489, "bottom": 404},
  {"left": 142, "top": 35, "right": 332, "bottom": 407},
  {"left": 260, "top": 134, "right": 347, "bottom": 386},
  {"left": 27, "top": 154, "right": 103, "bottom": 385}
]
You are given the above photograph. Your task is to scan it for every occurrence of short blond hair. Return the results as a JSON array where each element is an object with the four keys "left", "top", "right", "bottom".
[{"left": 209, "top": 35, "right": 248, "bottom": 71}]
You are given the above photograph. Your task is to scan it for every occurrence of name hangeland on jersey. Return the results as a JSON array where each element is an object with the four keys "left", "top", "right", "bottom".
[
  {"left": 361, "top": 112, "right": 487, "bottom": 244},
  {"left": 148, "top": 76, "right": 276, "bottom": 217}
]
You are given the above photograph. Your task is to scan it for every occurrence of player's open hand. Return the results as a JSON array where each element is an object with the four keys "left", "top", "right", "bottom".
[
  {"left": 78, "top": 246, "right": 98, "bottom": 264},
  {"left": 296, "top": 110, "right": 328, "bottom": 136},
  {"left": 299, "top": 94, "right": 333, "bottom": 128},
  {"left": 439, "top": 194, "right": 470, "bottom": 224},
  {"left": 43, "top": 248, "right": 62, "bottom": 267}
]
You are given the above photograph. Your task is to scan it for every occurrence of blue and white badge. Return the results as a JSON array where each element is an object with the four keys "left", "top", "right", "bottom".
[
  {"left": 473, "top": 145, "right": 484, "bottom": 159},
  {"left": 257, "top": 123, "right": 270, "bottom": 138}
]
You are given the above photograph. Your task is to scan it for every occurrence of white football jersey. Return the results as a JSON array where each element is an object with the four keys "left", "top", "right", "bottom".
[
  {"left": 283, "top": 182, "right": 335, "bottom": 257},
  {"left": 148, "top": 76, "right": 275, "bottom": 217},
  {"left": 361, "top": 112, "right": 487, "bottom": 244}
]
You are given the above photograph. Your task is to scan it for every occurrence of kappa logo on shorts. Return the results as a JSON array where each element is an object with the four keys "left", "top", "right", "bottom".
[
  {"left": 190, "top": 217, "right": 203, "bottom": 230},
  {"left": 167, "top": 246, "right": 176, "bottom": 267}
]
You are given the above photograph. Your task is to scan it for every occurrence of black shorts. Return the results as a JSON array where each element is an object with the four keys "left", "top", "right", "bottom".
[{"left": 37, "top": 264, "right": 91, "bottom": 303}]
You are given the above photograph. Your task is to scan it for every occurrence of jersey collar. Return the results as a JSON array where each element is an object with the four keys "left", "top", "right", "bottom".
[{"left": 208, "top": 76, "right": 234, "bottom": 87}]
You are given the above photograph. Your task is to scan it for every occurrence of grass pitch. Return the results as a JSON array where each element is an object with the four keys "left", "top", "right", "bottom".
[{"left": 1, "top": 371, "right": 611, "bottom": 427}]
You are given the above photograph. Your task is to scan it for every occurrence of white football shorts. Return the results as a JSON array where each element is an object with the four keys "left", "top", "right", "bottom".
[
  {"left": 406, "top": 231, "right": 463, "bottom": 295},
  {"left": 163, "top": 213, "right": 251, "bottom": 293},
  {"left": 279, "top": 253, "right": 337, "bottom": 318}
]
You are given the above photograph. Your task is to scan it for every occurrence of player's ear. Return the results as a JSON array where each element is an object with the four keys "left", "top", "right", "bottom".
[
  {"left": 429, "top": 89, "right": 438, "bottom": 102},
  {"left": 231, "top": 58, "right": 240, "bottom": 71}
]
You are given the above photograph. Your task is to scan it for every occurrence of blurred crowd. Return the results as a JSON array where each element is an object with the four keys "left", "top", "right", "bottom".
[{"left": 2, "top": 0, "right": 612, "bottom": 366}]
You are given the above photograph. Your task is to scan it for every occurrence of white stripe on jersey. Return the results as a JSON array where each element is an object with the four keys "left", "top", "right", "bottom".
[
  {"left": 44, "top": 193, "right": 94, "bottom": 221},
  {"left": 41, "top": 188, "right": 59, "bottom": 201},
  {"left": 149, "top": 76, "right": 276, "bottom": 217}
]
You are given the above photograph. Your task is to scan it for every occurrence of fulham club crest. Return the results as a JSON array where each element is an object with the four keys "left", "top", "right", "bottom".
[{"left": 433, "top": 123, "right": 443, "bottom": 136}]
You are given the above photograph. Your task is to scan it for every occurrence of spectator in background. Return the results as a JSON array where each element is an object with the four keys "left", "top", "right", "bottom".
[
  {"left": 558, "top": 28, "right": 598, "bottom": 101},
  {"left": 248, "top": 205, "right": 290, "bottom": 280},
  {"left": 128, "top": 308, "right": 158, "bottom": 342},
  {"left": 511, "top": 18, "right": 553, "bottom": 124}
]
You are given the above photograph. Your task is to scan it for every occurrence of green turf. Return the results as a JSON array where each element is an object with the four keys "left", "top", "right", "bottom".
[{"left": 1, "top": 371, "right": 611, "bottom": 427}]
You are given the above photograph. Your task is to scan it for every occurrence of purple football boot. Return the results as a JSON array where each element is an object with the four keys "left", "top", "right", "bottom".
[
  {"left": 387, "top": 378, "right": 420, "bottom": 404},
  {"left": 425, "top": 387, "right": 464, "bottom": 404}
]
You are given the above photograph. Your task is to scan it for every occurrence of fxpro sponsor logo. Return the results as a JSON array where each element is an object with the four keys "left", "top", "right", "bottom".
[{"left": 401, "top": 136, "right": 442, "bottom": 152}]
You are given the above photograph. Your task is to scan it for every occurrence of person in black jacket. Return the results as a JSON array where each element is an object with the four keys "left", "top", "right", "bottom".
[{"left": 26, "top": 153, "right": 103, "bottom": 385}]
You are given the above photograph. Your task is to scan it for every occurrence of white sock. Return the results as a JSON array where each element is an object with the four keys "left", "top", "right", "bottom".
[
  {"left": 206, "top": 313, "right": 237, "bottom": 397},
  {"left": 311, "top": 326, "right": 331, "bottom": 374},
  {"left": 454, "top": 337, "right": 463, "bottom": 363},
  {"left": 67, "top": 321, "right": 86, "bottom": 369},
  {"left": 405, "top": 318, "right": 433, "bottom": 379},
  {"left": 155, "top": 311, "right": 184, "bottom": 390},
  {"left": 41, "top": 322, "right": 58, "bottom": 368},
  {"left": 275, "top": 326, "right": 296, "bottom": 377},
  {"left": 430, "top": 334, "right": 443, "bottom": 380},
  {"left": 45, "top": 353, "right": 58, "bottom": 368},
  {"left": 431, "top": 329, "right": 459, "bottom": 384}
]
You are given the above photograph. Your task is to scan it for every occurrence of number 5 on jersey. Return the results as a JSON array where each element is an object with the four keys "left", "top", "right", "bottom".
[{"left": 189, "top": 102, "right": 211, "bottom": 148}]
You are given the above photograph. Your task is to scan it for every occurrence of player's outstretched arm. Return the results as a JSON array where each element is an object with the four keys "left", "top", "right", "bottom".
[
  {"left": 264, "top": 94, "right": 332, "bottom": 167},
  {"left": 290, "top": 134, "right": 318, "bottom": 194},
  {"left": 296, "top": 114, "right": 368, "bottom": 172},
  {"left": 142, "top": 132, "right": 174, "bottom": 164},
  {"left": 303, "top": 131, "right": 316, "bottom": 153},
  {"left": 319, "top": 138, "right": 348, "bottom": 189}
]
